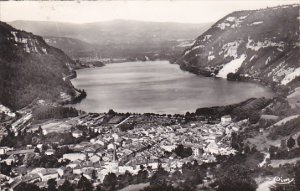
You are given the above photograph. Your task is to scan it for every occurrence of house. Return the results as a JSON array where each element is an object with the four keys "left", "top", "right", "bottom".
[
  {"left": 66, "top": 160, "right": 81, "bottom": 168},
  {"left": 42, "top": 129, "right": 48, "bottom": 135},
  {"left": 161, "top": 145, "right": 176, "bottom": 152},
  {"left": 63, "top": 153, "right": 86, "bottom": 161},
  {"left": 38, "top": 169, "right": 58, "bottom": 182},
  {"left": 57, "top": 168, "right": 65, "bottom": 177},
  {"left": 9, "top": 178, "right": 22, "bottom": 190},
  {"left": 192, "top": 146, "right": 203, "bottom": 157},
  {"left": 2, "top": 155, "right": 16, "bottom": 165},
  {"left": 0, "top": 147, "right": 12, "bottom": 155},
  {"left": 22, "top": 174, "right": 41, "bottom": 183},
  {"left": 119, "top": 165, "right": 134, "bottom": 174},
  {"left": 73, "top": 166, "right": 83, "bottom": 175},
  {"left": 204, "top": 141, "right": 220, "bottom": 155},
  {"left": 72, "top": 130, "right": 83, "bottom": 138},
  {"left": 37, "top": 144, "right": 43, "bottom": 150},
  {"left": 221, "top": 115, "right": 232, "bottom": 125},
  {"left": 112, "top": 133, "right": 119, "bottom": 141},
  {"left": 90, "top": 155, "right": 101, "bottom": 163},
  {"left": 107, "top": 143, "right": 115, "bottom": 150},
  {"left": 45, "top": 149, "right": 55, "bottom": 156}
]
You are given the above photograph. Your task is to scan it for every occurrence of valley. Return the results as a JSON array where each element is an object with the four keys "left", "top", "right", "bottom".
[
  {"left": 0, "top": 2, "right": 300, "bottom": 191},
  {"left": 10, "top": 20, "right": 212, "bottom": 62}
]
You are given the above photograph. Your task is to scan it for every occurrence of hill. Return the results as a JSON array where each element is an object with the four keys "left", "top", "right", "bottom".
[
  {"left": 43, "top": 36, "right": 95, "bottom": 57},
  {"left": 0, "top": 22, "right": 77, "bottom": 110},
  {"left": 9, "top": 20, "right": 212, "bottom": 59},
  {"left": 176, "top": 4, "right": 300, "bottom": 92}
]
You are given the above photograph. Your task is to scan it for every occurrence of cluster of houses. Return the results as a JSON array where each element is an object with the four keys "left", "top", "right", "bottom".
[{"left": 0, "top": 113, "right": 248, "bottom": 190}]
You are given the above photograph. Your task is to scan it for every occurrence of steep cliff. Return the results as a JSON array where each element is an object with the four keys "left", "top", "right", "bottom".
[{"left": 0, "top": 22, "right": 77, "bottom": 110}]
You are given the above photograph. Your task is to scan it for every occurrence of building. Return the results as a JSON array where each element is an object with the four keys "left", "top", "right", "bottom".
[
  {"left": 161, "top": 145, "right": 176, "bottom": 152},
  {"left": 72, "top": 130, "right": 83, "bottom": 138},
  {"left": 63, "top": 153, "right": 86, "bottom": 161},
  {"left": 221, "top": 115, "right": 232, "bottom": 125},
  {"left": 45, "top": 149, "right": 55, "bottom": 156},
  {"left": 38, "top": 169, "right": 58, "bottom": 182},
  {"left": 192, "top": 146, "right": 204, "bottom": 157},
  {"left": 0, "top": 147, "right": 12, "bottom": 155},
  {"left": 108, "top": 144, "right": 119, "bottom": 174}
]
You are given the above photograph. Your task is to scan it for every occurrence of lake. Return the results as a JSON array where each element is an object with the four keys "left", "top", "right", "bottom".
[{"left": 71, "top": 61, "right": 273, "bottom": 114}]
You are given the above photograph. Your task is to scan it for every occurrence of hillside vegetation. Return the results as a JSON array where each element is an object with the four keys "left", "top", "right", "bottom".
[
  {"left": 177, "top": 4, "right": 299, "bottom": 92},
  {"left": 0, "top": 22, "right": 76, "bottom": 110}
]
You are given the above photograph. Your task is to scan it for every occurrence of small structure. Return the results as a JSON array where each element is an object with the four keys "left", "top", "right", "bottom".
[
  {"left": 221, "top": 115, "right": 232, "bottom": 125},
  {"left": 108, "top": 144, "right": 119, "bottom": 174},
  {"left": 0, "top": 147, "right": 12, "bottom": 155},
  {"left": 63, "top": 153, "right": 86, "bottom": 161},
  {"left": 38, "top": 169, "right": 58, "bottom": 182},
  {"left": 72, "top": 130, "right": 83, "bottom": 138},
  {"left": 192, "top": 146, "right": 204, "bottom": 157},
  {"left": 45, "top": 149, "right": 55, "bottom": 156}
]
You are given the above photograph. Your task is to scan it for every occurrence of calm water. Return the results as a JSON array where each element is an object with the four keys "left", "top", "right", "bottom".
[{"left": 71, "top": 61, "right": 273, "bottom": 114}]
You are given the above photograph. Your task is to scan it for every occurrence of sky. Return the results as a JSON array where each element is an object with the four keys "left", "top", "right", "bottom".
[{"left": 0, "top": 0, "right": 298, "bottom": 24}]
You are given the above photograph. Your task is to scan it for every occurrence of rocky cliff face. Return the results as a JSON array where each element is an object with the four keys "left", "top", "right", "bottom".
[
  {"left": 176, "top": 4, "right": 300, "bottom": 90},
  {"left": 0, "top": 22, "right": 76, "bottom": 110}
]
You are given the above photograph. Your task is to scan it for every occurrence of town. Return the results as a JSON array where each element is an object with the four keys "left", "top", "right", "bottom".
[{"left": 0, "top": 104, "right": 245, "bottom": 191}]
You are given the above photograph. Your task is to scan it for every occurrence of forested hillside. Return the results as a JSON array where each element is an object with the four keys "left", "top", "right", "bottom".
[{"left": 0, "top": 22, "right": 76, "bottom": 110}]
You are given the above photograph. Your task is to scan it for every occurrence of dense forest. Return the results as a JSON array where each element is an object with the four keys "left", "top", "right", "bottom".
[{"left": 0, "top": 22, "right": 76, "bottom": 110}]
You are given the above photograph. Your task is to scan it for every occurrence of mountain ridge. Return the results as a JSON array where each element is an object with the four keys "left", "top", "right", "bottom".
[
  {"left": 9, "top": 20, "right": 212, "bottom": 59},
  {"left": 9, "top": 19, "right": 212, "bottom": 42},
  {"left": 0, "top": 21, "right": 77, "bottom": 110},
  {"left": 176, "top": 4, "right": 300, "bottom": 94}
]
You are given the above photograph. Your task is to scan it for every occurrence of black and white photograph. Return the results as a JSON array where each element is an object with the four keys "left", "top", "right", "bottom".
[{"left": 0, "top": 0, "right": 299, "bottom": 190}]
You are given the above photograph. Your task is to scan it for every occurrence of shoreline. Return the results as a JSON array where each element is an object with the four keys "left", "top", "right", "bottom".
[
  {"left": 177, "top": 62, "right": 288, "bottom": 97},
  {"left": 65, "top": 60, "right": 274, "bottom": 117}
]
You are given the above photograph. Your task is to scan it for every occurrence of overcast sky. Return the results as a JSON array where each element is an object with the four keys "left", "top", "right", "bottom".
[{"left": 0, "top": 0, "right": 298, "bottom": 24}]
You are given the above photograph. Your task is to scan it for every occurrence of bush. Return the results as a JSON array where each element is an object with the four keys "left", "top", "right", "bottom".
[{"left": 33, "top": 106, "right": 79, "bottom": 120}]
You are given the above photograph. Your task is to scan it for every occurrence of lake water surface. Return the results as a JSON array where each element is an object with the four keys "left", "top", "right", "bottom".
[{"left": 71, "top": 61, "right": 273, "bottom": 114}]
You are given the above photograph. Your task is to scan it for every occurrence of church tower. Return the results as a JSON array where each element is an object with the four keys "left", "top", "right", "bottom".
[{"left": 109, "top": 143, "right": 119, "bottom": 174}]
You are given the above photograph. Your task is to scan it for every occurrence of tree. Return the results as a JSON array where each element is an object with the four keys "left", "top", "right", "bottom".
[
  {"left": 297, "top": 135, "right": 300, "bottom": 147},
  {"left": 0, "top": 162, "right": 11, "bottom": 176},
  {"left": 249, "top": 112, "right": 260, "bottom": 124},
  {"left": 137, "top": 170, "right": 149, "bottom": 183},
  {"left": 216, "top": 165, "right": 257, "bottom": 191},
  {"left": 92, "top": 169, "right": 97, "bottom": 181},
  {"left": 287, "top": 137, "right": 296, "bottom": 150},
  {"left": 34, "top": 147, "right": 40, "bottom": 153},
  {"left": 103, "top": 172, "right": 118, "bottom": 190},
  {"left": 47, "top": 179, "right": 57, "bottom": 191},
  {"left": 58, "top": 180, "right": 74, "bottom": 191},
  {"left": 269, "top": 145, "right": 278, "bottom": 159},
  {"left": 172, "top": 169, "right": 182, "bottom": 181},
  {"left": 280, "top": 139, "right": 287, "bottom": 150},
  {"left": 95, "top": 185, "right": 104, "bottom": 191},
  {"left": 295, "top": 162, "right": 300, "bottom": 190},
  {"left": 42, "top": 144, "right": 48, "bottom": 152},
  {"left": 108, "top": 109, "right": 116, "bottom": 115},
  {"left": 118, "top": 171, "right": 133, "bottom": 188},
  {"left": 15, "top": 182, "right": 41, "bottom": 191},
  {"left": 174, "top": 144, "right": 184, "bottom": 157},
  {"left": 38, "top": 126, "right": 43, "bottom": 134},
  {"left": 77, "top": 175, "right": 93, "bottom": 191},
  {"left": 181, "top": 162, "right": 203, "bottom": 185},
  {"left": 150, "top": 164, "right": 169, "bottom": 185},
  {"left": 174, "top": 144, "right": 193, "bottom": 158},
  {"left": 137, "top": 164, "right": 144, "bottom": 170}
]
